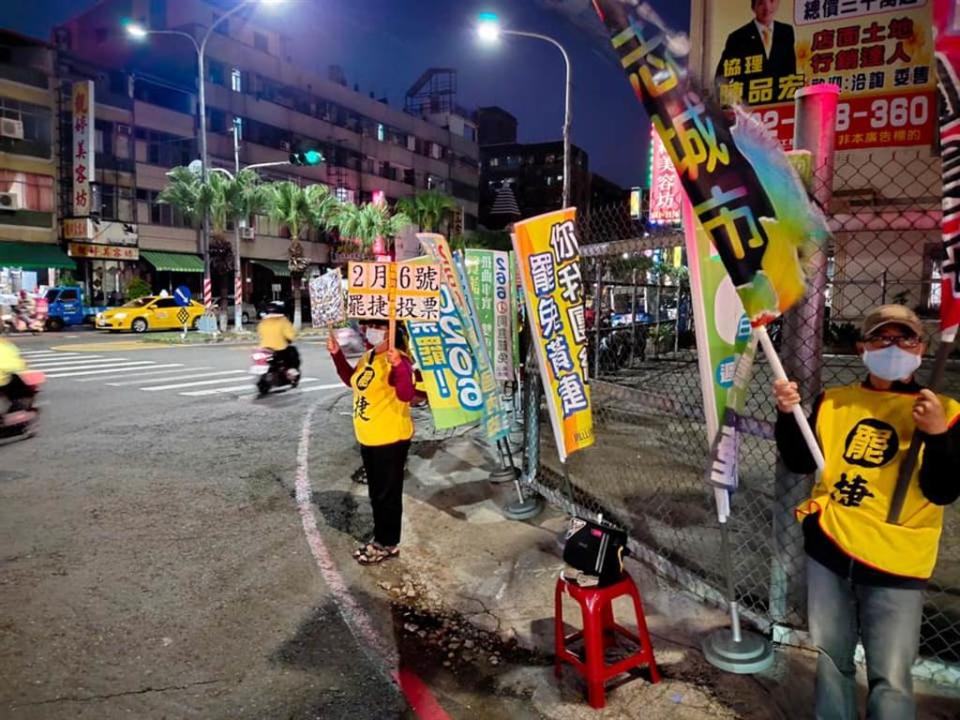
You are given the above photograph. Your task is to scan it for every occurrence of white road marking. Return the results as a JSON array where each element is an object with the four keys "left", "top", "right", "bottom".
[
  {"left": 27, "top": 359, "right": 135, "bottom": 373},
  {"left": 141, "top": 373, "right": 255, "bottom": 391},
  {"left": 177, "top": 378, "right": 326, "bottom": 397},
  {"left": 18, "top": 350, "right": 63, "bottom": 357},
  {"left": 297, "top": 383, "right": 344, "bottom": 394},
  {"left": 26, "top": 356, "right": 110, "bottom": 367},
  {"left": 99, "top": 367, "right": 216, "bottom": 385},
  {"left": 43, "top": 362, "right": 158, "bottom": 378},
  {"left": 69, "top": 364, "right": 187, "bottom": 381}
]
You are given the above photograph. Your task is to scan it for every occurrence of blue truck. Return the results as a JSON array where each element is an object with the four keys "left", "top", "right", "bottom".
[{"left": 44, "top": 286, "right": 111, "bottom": 330}]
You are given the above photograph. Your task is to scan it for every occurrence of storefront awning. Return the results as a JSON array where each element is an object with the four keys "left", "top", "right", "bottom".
[
  {"left": 141, "top": 251, "right": 204, "bottom": 273},
  {"left": 0, "top": 241, "right": 76, "bottom": 270},
  {"left": 251, "top": 259, "right": 291, "bottom": 277}
]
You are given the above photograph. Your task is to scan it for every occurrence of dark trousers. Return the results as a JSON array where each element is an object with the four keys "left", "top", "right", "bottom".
[
  {"left": 1, "top": 374, "right": 30, "bottom": 410},
  {"left": 360, "top": 440, "right": 411, "bottom": 547},
  {"left": 273, "top": 345, "right": 300, "bottom": 370}
]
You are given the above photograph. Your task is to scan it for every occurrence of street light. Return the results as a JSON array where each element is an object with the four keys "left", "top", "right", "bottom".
[
  {"left": 124, "top": 0, "right": 283, "bottom": 308},
  {"left": 477, "top": 11, "right": 573, "bottom": 208}
]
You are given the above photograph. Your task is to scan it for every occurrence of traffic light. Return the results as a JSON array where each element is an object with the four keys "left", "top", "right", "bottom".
[{"left": 289, "top": 149, "right": 324, "bottom": 166}]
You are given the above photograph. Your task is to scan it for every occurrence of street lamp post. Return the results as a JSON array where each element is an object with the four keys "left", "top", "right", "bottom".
[
  {"left": 126, "top": 0, "right": 282, "bottom": 309},
  {"left": 477, "top": 13, "right": 573, "bottom": 208}
]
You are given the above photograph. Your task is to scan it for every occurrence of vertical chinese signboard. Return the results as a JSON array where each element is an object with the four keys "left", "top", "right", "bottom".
[
  {"left": 648, "top": 127, "right": 683, "bottom": 225},
  {"left": 513, "top": 209, "right": 594, "bottom": 462},
  {"left": 464, "top": 249, "right": 516, "bottom": 382},
  {"left": 419, "top": 233, "right": 508, "bottom": 441},
  {"left": 705, "top": 0, "right": 934, "bottom": 150},
  {"left": 72, "top": 81, "right": 95, "bottom": 216}
]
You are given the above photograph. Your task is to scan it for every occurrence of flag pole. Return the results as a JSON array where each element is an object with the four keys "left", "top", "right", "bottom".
[{"left": 756, "top": 325, "right": 825, "bottom": 471}]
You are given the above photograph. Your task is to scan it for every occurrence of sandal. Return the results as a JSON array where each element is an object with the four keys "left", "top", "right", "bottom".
[
  {"left": 350, "top": 466, "right": 367, "bottom": 484},
  {"left": 353, "top": 541, "right": 377, "bottom": 560},
  {"left": 356, "top": 544, "right": 399, "bottom": 565}
]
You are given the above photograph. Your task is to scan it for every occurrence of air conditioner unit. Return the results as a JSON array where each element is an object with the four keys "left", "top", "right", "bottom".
[
  {"left": 117, "top": 123, "right": 132, "bottom": 135},
  {"left": 0, "top": 118, "right": 24, "bottom": 140},
  {"left": 0, "top": 190, "right": 21, "bottom": 211},
  {"left": 240, "top": 227, "right": 255, "bottom": 240},
  {"left": 280, "top": 140, "right": 291, "bottom": 152}
]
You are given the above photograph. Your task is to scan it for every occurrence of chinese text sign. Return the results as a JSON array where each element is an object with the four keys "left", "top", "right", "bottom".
[
  {"left": 72, "top": 81, "right": 95, "bottom": 216},
  {"left": 346, "top": 261, "right": 440, "bottom": 322},
  {"left": 512, "top": 209, "right": 594, "bottom": 462},
  {"left": 706, "top": 0, "right": 934, "bottom": 150}
]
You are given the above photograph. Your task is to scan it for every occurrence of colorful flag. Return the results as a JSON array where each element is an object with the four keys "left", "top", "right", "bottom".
[
  {"left": 936, "top": 0, "right": 960, "bottom": 342},
  {"left": 592, "top": 0, "right": 830, "bottom": 328},
  {"left": 465, "top": 249, "right": 516, "bottom": 382},
  {"left": 512, "top": 209, "right": 594, "bottom": 462},
  {"left": 419, "top": 234, "right": 508, "bottom": 441},
  {"left": 407, "top": 281, "right": 485, "bottom": 430}
]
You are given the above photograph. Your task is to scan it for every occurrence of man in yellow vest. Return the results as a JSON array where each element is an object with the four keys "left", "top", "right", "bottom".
[{"left": 774, "top": 305, "right": 960, "bottom": 720}]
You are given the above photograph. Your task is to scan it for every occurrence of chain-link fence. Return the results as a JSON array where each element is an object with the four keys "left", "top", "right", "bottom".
[{"left": 524, "top": 146, "right": 960, "bottom": 686}]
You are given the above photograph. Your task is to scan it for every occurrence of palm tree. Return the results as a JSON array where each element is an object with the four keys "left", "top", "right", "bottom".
[
  {"left": 396, "top": 190, "right": 457, "bottom": 233},
  {"left": 336, "top": 202, "right": 411, "bottom": 258},
  {"left": 267, "top": 181, "right": 316, "bottom": 329}
]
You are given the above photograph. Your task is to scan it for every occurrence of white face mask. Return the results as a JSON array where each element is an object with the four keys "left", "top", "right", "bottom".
[
  {"left": 861, "top": 345, "right": 922, "bottom": 382},
  {"left": 365, "top": 327, "right": 386, "bottom": 347}
]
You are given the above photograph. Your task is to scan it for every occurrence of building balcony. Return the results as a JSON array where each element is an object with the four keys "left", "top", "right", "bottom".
[
  {"left": 0, "top": 63, "right": 49, "bottom": 90},
  {"left": 0, "top": 209, "right": 53, "bottom": 228},
  {"left": 0, "top": 137, "right": 52, "bottom": 159}
]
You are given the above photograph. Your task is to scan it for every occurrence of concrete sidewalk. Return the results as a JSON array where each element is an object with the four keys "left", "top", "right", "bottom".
[{"left": 320, "top": 422, "right": 960, "bottom": 718}]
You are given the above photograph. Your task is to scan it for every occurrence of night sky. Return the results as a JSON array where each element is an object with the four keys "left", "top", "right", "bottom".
[{"left": 1, "top": 0, "right": 692, "bottom": 189}]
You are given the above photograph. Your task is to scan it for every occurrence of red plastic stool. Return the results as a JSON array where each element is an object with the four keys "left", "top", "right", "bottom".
[{"left": 554, "top": 572, "right": 660, "bottom": 709}]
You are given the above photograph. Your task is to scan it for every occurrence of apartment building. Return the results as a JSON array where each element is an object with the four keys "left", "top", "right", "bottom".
[
  {"left": 0, "top": 31, "right": 73, "bottom": 293},
  {"left": 3, "top": 0, "right": 479, "bottom": 303}
]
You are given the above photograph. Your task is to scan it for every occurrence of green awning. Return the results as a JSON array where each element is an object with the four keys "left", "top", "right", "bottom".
[
  {"left": 141, "top": 251, "right": 204, "bottom": 273},
  {"left": 0, "top": 241, "right": 75, "bottom": 270},
  {"left": 251, "top": 259, "right": 291, "bottom": 277}
]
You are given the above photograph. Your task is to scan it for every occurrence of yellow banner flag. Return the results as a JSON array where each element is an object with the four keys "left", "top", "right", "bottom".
[{"left": 512, "top": 208, "right": 594, "bottom": 462}]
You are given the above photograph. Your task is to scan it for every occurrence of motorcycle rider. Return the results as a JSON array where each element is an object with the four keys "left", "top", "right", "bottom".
[
  {"left": 16, "top": 290, "right": 36, "bottom": 331},
  {"left": 0, "top": 337, "right": 28, "bottom": 411},
  {"left": 256, "top": 300, "right": 300, "bottom": 374}
]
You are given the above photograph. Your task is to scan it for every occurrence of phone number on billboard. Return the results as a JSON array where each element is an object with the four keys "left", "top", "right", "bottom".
[{"left": 748, "top": 91, "right": 934, "bottom": 151}]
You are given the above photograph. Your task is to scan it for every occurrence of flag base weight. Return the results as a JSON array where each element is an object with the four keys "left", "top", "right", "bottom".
[
  {"left": 502, "top": 495, "right": 542, "bottom": 521},
  {"left": 702, "top": 628, "right": 774, "bottom": 674},
  {"left": 489, "top": 466, "right": 519, "bottom": 484}
]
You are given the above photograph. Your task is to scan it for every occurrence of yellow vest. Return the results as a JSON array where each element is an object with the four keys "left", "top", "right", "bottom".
[
  {"left": 797, "top": 384, "right": 960, "bottom": 579},
  {"left": 351, "top": 350, "right": 414, "bottom": 447}
]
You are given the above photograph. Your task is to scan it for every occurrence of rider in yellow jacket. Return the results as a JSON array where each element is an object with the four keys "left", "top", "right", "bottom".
[{"left": 0, "top": 338, "right": 28, "bottom": 410}]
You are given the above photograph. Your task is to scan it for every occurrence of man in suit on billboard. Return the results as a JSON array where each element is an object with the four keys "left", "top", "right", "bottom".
[{"left": 715, "top": 0, "right": 797, "bottom": 104}]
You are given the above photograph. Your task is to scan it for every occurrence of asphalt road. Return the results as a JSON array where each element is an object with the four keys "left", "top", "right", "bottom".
[{"left": 0, "top": 333, "right": 415, "bottom": 719}]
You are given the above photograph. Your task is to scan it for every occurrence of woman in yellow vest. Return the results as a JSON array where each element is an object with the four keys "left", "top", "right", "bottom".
[
  {"left": 328, "top": 319, "right": 416, "bottom": 565},
  {"left": 774, "top": 305, "right": 960, "bottom": 720}
]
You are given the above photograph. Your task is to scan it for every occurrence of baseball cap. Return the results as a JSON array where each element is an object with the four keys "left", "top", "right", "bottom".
[{"left": 861, "top": 304, "right": 923, "bottom": 339}]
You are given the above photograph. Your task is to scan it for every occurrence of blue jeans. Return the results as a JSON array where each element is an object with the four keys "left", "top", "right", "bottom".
[{"left": 807, "top": 557, "right": 924, "bottom": 720}]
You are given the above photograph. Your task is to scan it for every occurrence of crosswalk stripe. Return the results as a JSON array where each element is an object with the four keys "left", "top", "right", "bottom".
[
  {"left": 44, "top": 361, "right": 159, "bottom": 378},
  {"left": 100, "top": 367, "right": 215, "bottom": 385},
  {"left": 27, "top": 356, "right": 110, "bottom": 367},
  {"left": 180, "top": 378, "right": 324, "bottom": 397},
  {"left": 128, "top": 369, "right": 245, "bottom": 388},
  {"left": 72, "top": 364, "right": 188, "bottom": 382},
  {"left": 140, "top": 372, "right": 256, "bottom": 391},
  {"left": 19, "top": 350, "right": 62, "bottom": 357},
  {"left": 28, "top": 359, "right": 135, "bottom": 373},
  {"left": 24, "top": 352, "right": 91, "bottom": 361},
  {"left": 298, "top": 383, "right": 345, "bottom": 394}
]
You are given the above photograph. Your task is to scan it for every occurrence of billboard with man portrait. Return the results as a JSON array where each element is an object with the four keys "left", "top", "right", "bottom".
[{"left": 703, "top": 0, "right": 935, "bottom": 151}]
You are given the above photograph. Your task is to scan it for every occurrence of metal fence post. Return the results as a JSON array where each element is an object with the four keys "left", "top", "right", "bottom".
[
  {"left": 594, "top": 260, "right": 604, "bottom": 379},
  {"left": 769, "top": 85, "right": 839, "bottom": 625}
]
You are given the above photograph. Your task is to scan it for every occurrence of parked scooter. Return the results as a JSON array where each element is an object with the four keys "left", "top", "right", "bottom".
[
  {"left": 0, "top": 370, "right": 44, "bottom": 441},
  {"left": 249, "top": 347, "right": 300, "bottom": 396}
]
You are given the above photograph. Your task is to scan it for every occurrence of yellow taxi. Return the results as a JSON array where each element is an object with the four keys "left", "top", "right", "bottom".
[{"left": 96, "top": 295, "right": 206, "bottom": 333}]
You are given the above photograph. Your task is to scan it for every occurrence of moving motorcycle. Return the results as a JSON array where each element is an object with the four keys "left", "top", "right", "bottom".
[
  {"left": 250, "top": 347, "right": 300, "bottom": 396},
  {"left": 1, "top": 371, "right": 44, "bottom": 441}
]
